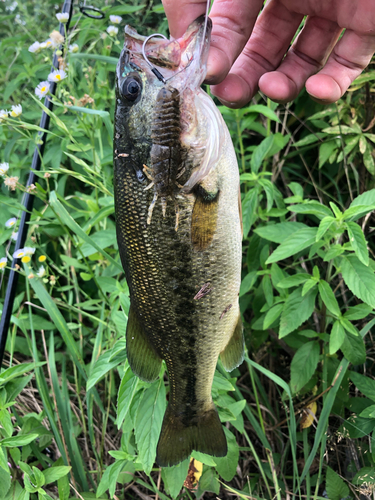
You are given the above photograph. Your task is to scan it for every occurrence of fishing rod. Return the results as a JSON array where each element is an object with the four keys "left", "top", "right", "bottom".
[{"left": 0, "top": 0, "right": 104, "bottom": 367}]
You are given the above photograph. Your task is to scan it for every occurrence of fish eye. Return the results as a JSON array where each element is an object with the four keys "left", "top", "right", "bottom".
[{"left": 121, "top": 77, "right": 142, "bottom": 101}]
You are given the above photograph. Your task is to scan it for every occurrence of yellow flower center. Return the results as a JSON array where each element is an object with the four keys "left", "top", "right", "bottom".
[
  {"left": 41, "top": 86, "right": 47, "bottom": 92},
  {"left": 21, "top": 256, "right": 31, "bottom": 263},
  {"left": 39, "top": 255, "right": 47, "bottom": 262},
  {"left": 0, "top": 262, "right": 6, "bottom": 269},
  {"left": 56, "top": 75, "right": 61, "bottom": 80}
]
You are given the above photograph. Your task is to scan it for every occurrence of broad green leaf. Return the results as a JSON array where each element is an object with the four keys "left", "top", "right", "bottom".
[
  {"left": 288, "top": 202, "right": 333, "bottom": 220},
  {"left": 96, "top": 460, "right": 126, "bottom": 498},
  {"left": 262, "top": 274, "right": 273, "bottom": 307},
  {"left": 254, "top": 222, "right": 307, "bottom": 243},
  {"left": 87, "top": 348, "right": 126, "bottom": 391},
  {"left": 266, "top": 227, "right": 318, "bottom": 264},
  {"left": 329, "top": 321, "right": 345, "bottom": 355},
  {"left": 319, "top": 280, "right": 341, "bottom": 317},
  {"left": 340, "top": 317, "right": 359, "bottom": 336},
  {"left": 0, "top": 466, "right": 11, "bottom": 499},
  {"left": 343, "top": 303, "right": 373, "bottom": 320},
  {"left": 301, "top": 279, "right": 317, "bottom": 296},
  {"left": 342, "top": 332, "right": 366, "bottom": 366},
  {"left": 246, "top": 104, "right": 281, "bottom": 122},
  {"left": 350, "top": 372, "right": 375, "bottom": 401},
  {"left": 161, "top": 459, "right": 190, "bottom": 499},
  {"left": 239, "top": 271, "right": 257, "bottom": 297},
  {"left": 341, "top": 254, "right": 375, "bottom": 307},
  {"left": 329, "top": 202, "right": 343, "bottom": 219},
  {"left": 263, "top": 303, "right": 283, "bottom": 329},
  {"left": 116, "top": 367, "right": 139, "bottom": 429},
  {"left": 342, "top": 204, "right": 375, "bottom": 221},
  {"left": 326, "top": 466, "right": 349, "bottom": 500},
  {"left": 0, "top": 409, "right": 13, "bottom": 437},
  {"left": 359, "top": 405, "right": 375, "bottom": 418},
  {"left": 346, "top": 221, "right": 369, "bottom": 266},
  {"left": 0, "top": 362, "right": 43, "bottom": 384},
  {"left": 251, "top": 135, "right": 274, "bottom": 173},
  {"left": 64, "top": 105, "right": 113, "bottom": 138},
  {"left": 191, "top": 451, "right": 217, "bottom": 466},
  {"left": 290, "top": 341, "right": 320, "bottom": 393},
  {"left": 316, "top": 216, "right": 335, "bottom": 241},
  {"left": 215, "top": 428, "right": 239, "bottom": 481},
  {"left": 43, "top": 466, "right": 71, "bottom": 485},
  {"left": 197, "top": 468, "right": 220, "bottom": 495},
  {"left": 363, "top": 141, "right": 375, "bottom": 174},
  {"left": 49, "top": 191, "right": 122, "bottom": 271},
  {"left": 277, "top": 273, "right": 310, "bottom": 288},
  {"left": 0, "top": 433, "right": 39, "bottom": 447},
  {"left": 352, "top": 466, "right": 375, "bottom": 486},
  {"left": 212, "top": 372, "right": 235, "bottom": 393},
  {"left": 292, "top": 132, "right": 325, "bottom": 147},
  {"left": 323, "top": 125, "right": 355, "bottom": 134},
  {"left": 242, "top": 189, "right": 258, "bottom": 238},
  {"left": 350, "top": 189, "right": 375, "bottom": 209},
  {"left": 279, "top": 287, "right": 317, "bottom": 338},
  {"left": 135, "top": 378, "right": 166, "bottom": 475},
  {"left": 323, "top": 245, "right": 345, "bottom": 262},
  {"left": 319, "top": 140, "right": 337, "bottom": 169}
]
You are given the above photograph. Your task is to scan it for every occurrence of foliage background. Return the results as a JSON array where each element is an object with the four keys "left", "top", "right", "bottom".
[{"left": 1, "top": 0, "right": 375, "bottom": 499}]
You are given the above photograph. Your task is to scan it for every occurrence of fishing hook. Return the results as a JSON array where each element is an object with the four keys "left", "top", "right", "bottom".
[{"left": 142, "top": 33, "right": 168, "bottom": 84}]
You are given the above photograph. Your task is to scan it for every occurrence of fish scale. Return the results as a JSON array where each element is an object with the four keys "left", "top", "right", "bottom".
[{"left": 114, "top": 16, "right": 244, "bottom": 467}]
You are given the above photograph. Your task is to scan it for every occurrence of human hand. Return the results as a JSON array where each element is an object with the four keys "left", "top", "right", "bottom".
[{"left": 162, "top": 0, "right": 375, "bottom": 108}]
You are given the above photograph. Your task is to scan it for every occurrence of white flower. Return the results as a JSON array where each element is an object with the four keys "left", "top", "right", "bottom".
[
  {"left": 5, "top": 217, "right": 17, "bottom": 228},
  {"left": 48, "top": 69, "right": 67, "bottom": 82},
  {"left": 13, "top": 248, "right": 26, "bottom": 259},
  {"left": 29, "top": 41, "right": 41, "bottom": 53},
  {"left": 0, "top": 163, "right": 9, "bottom": 176},
  {"left": 56, "top": 12, "right": 69, "bottom": 23},
  {"left": 37, "top": 265, "right": 46, "bottom": 278},
  {"left": 10, "top": 104, "right": 22, "bottom": 118},
  {"left": 11, "top": 231, "right": 18, "bottom": 241},
  {"left": 40, "top": 39, "right": 53, "bottom": 49},
  {"left": 109, "top": 15, "right": 122, "bottom": 24},
  {"left": 0, "top": 257, "right": 7, "bottom": 271},
  {"left": 49, "top": 30, "right": 64, "bottom": 46},
  {"left": 68, "top": 43, "right": 79, "bottom": 53},
  {"left": 106, "top": 25, "right": 118, "bottom": 36},
  {"left": 0, "top": 110, "right": 8, "bottom": 122},
  {"left": 24, "top": 247, "right": 36, "bottom": 255},
  {"left": 35, "top": 81, "right": 50, "bottom": 100}
]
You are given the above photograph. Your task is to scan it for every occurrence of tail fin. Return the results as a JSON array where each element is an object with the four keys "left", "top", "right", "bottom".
[{"left": 156, "top": 403, "right": 227, "bottom": 467}]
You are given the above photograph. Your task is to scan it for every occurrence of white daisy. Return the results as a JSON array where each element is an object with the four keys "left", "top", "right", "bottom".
[
  {"left": 35, "top": 81, "right": 50, "bottom": 99},
  {"left": 29, "top": 41, "right": 41, "bottom": 53},
  {"left": 0, "top": 257, "right": 7, "bottom": 271},
  {"left": 49, "top": 30, "right": 64, "bottom": 46},
  {"left": 9, "top": 104, "right": 22, "bottom": 118},
  {"left": 106, "top": 25, "right": 118, "bottom": 36},
  {"left": 37, "top": 265, "right": 46, "bottom": 278},
  {"left": 40, "top": 39, "right": 53, "bottom": 49},
  {"left": 0, "top": 110, "right": 8, "bottom": 121},
  {"left": 68, "top": 43, "right": 79, "bottom": 53},
  {"left": 48, "top": 69, "right": 67, "bottom": 82},
  {"left": 24, "top": 247, "right": 36, "bottom": 255},
  {"left": 109, "top": 15, "right": 122, "bottom": 24},
  {"left": 56, "top": 12, "right": 69, "bottom": 23},
  {"left": 0, "top": 163, "right": 9, "bottom": 176},
  {"left": 11, "top": 231, "right": 18, "bottom": 241},
  {"left": 13, "top": 248, "right": 26, "bottom": 259},
  {"left": 5, "top": 217, "right": 17, "bottom": 228}
]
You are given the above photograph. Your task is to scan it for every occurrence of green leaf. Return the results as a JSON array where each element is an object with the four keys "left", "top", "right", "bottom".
[
  {"left": 96, "top": 460, "right": 126, "bottom": 498},
  {"left": 316, "top": 216, "right": 335, "bottom": 241},
  {"left": 254, "top": 222, "right": 307, "bottom": 243},
  {"left": 319, "top": 140, "right": 337, "bottom": 169},
  {"left": 277, "top": 273, "right": 310, "bottom": 288},
  {"left": 342, "top": 204, "right": 375, "bottom": 221},
  {"left": 0, "top": 433, "right": 39, "bottom": 447},
  {"left": 350, "top": 189, "right": 375, "bottom": 210},
  {"left": 161, "top": 459, "right": 190, "bottom": 499},
  {"left": 49, "top": 192, "right": 122, "bottom": 271},
  {"left": 346, "top": 221, "right": 369, "bottom": 266},
  {"left": 246, "top": 104, "right": 281, "bottom": 122},
  {"left": 43, "top": 466, "right": 71, "bottom": 485},
  {"left": 323, "top": 245, "right": 345, "bottom": 262},
  {"left": 279, "top": 287, "right": 317, "bottom": 338},
  {"left": 340, "top": 317, "right": 359, "bottom": 336},
  {"left": 0, "top": 409, "right": 13, "bottom": 437},
  {"left": 326, "top": 466, "right": 349, "bottom": 500},
  {"left": 239, "top": 271, "right": 257, "bottom": 297},
  {"left": 0, "top": 466, "right": 11, "bottom": 499},
  {"left": 242, "top": 189, "right": 258, "bottom": 238},
  {"left": 266, "top": 228, "right": 317, "bottom": 264},
  {"left": 215, "top": 428, "right": 239, "bottom": 481},
  {"left": 350, "top": 372, "right": 375, "bottom": 401},
  {"left": 87, "top": 344, "right": 126, "bottom": 391},
  {"left": 292, "top": 132, "right": 325, "bottom": 147},
  {"left": 116, "top": 367, "right": 139, "bottom": 429},
  {"left": 341, "top": 254, "right": 375, "bottom": 307},
  {"left": 197, "top": 468, "right": 220, "bottom": 495},
  {"left": 301, "top": 279, "right": 317, "bottom": 296},
  {"left": 263, "top": 303, "right": 284, "bottom": 329},
  {"left": 363, "top": 141, "right": 375, "bottom": 174},
  {"left": 329, "top": 321, "right": 345, "bottom": 355},
  {"left": 251, "top": 135, "right": 274, "bottom": 173},
  {"left": 329, "top": 202, "right": 343, "bottom": 219},
  {"left": 359, "top": 405, "right": 375, "bottom": 418},
  {"left": 288, "top": 202, "right": 333, "bottom": 219},
  {"left": 191, "top": 451, "right": 217, "bottom": 466},
  {"left": 135, "top": 378, "right": 166, "bottom": 475},
  {"left": 342, "top": 331, "right": 366, "bottom": 365},
  {"left": 0, "top": 362, "right": 43, "bottom": 384},
  {"left": 318, "top": 280, "right": 341, "bottom": 317},
  {"left": 63, "top": 106, "right": 113, "bottom": 138},
  {"left": 343, "top": 303, "right": 373, "bottom": 320},
  {"left": 290, "top": 341, "right": 320, "bottom": 393}
]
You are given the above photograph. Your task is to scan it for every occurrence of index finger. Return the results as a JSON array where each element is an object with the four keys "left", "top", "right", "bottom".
[{"left": 162, "top": 0, "right": 208, "bottom": 38}]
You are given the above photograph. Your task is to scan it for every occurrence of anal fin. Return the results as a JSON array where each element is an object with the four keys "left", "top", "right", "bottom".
[
  {"left": 126, "top": 305, "right": 162, "bottom": 382},
  {"left": 220, "top": 314, "right": 244, "bottom": 371}
]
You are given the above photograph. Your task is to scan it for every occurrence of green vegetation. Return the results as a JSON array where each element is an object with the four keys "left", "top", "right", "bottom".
[{"left": 1, "top": 0, "right": 375, "bottom": 498}]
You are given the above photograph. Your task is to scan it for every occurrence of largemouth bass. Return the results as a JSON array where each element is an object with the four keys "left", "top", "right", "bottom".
[{"left": 114, "top": 15, "right": 244, "bottom": 467}]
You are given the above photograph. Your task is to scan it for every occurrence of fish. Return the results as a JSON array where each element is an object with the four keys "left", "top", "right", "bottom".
[{"left": 114, "top": 15, "right": 244, "bottom": 467}]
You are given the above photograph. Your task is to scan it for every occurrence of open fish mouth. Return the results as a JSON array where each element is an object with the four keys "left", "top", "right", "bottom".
[{"left": 122, "top": 15, "right": 212, "bottom": 90}]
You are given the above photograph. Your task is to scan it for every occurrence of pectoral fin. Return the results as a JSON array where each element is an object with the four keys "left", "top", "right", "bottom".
[
  {"left": 126, "top": 305, "right": 162, "bottom": 382},
  {"left": 191, "top": 186, "right": 219, "bottom": 251},
  {"left": 220, "top": 314, "right": 244, "bottom": 372}
]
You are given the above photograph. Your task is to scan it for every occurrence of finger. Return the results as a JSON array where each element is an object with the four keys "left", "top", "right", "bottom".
[
  {"left": 162, "top": 0, "right": 208, "bottom": 39},
  {"left": 210, "top": 0, "right": 304, "bottom": 108},
  {"left": 258, "top": 16, "right": 342, "bottom": 103},
  {"left": 305, "top": 29, "right": 375, "bottom": 103}
]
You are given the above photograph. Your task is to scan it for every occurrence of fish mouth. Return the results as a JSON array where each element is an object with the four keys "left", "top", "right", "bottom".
[{"left": 123, "top": 16, "right": 212, "bottom": 87}]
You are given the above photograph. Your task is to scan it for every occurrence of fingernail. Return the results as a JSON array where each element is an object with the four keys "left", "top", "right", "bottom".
[{"left": 215, "top": 97, "right": 238, "bottom": 108}]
